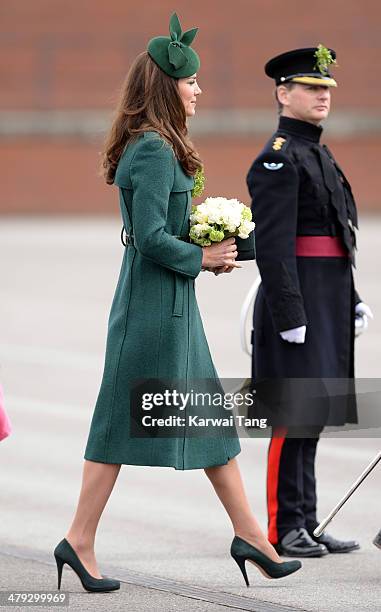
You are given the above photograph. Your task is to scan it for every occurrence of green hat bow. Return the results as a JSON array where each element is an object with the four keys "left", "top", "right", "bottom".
[
  {"left": 168, "top": 13, "right": 198, "bottom": 69},
  {"left": 147, "top": 12, "right": 200, "bottom": 78}
]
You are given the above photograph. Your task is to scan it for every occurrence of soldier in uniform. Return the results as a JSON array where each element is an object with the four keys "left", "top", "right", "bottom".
[{"left": 247, "top": 46, "right": 373, "bottom": 557}]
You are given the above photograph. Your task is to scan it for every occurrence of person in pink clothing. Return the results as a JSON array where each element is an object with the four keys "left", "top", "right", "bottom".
[{"left": 0, "top": 383, "right": 11, "bottom": 441}]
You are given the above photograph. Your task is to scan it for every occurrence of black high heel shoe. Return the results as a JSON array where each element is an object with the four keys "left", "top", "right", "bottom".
[
  {"left": 231, "top": 536, "right": 302, "bottom": 586},
  {"left": 54, "top": 538, "right": 120, "bottom": 593}
]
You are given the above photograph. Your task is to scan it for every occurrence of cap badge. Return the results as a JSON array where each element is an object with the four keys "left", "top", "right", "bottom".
[{"left": 314, "top": 44, "right": 337, "bottom": 75}]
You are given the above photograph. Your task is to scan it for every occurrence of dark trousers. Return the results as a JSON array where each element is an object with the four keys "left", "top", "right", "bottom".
[{"left": 267, "top": 428, "right": 322, "bottom": 544}]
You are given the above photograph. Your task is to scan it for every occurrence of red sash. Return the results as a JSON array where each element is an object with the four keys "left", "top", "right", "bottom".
[{"left": 296, "top": 236, "right": 348, "bottom": 257}]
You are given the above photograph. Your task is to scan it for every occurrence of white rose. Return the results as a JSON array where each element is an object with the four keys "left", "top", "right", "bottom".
[{"left": 238, "top": 220, "right": 255, "bottom": 239}]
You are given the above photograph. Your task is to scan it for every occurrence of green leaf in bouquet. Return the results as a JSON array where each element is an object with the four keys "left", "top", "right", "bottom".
[
  {"left": 191, "top": 167, "right": 206, "bottom": 198},
  {"left": 209, "top": 228, "right": 225, "bottom": 242},
  {"left": 242, "top": 206, "right": 252, "bottom": 221}
]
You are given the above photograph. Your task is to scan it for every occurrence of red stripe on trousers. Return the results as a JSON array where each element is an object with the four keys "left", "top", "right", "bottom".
[{"left": 267, "top": 429, "right": 287, "bottom": 545}]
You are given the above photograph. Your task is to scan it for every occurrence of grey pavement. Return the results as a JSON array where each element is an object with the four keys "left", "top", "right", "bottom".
[
  {"left": 0, "top": 552, "right": 238, "bottom": 612},
  {"left": 0, "top": 217, "right": 381, "bottom": 612}
]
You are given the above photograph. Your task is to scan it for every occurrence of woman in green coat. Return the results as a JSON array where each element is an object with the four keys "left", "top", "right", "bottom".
[{"left": 53, "top": 13, "right": 301, "bottom": 594}]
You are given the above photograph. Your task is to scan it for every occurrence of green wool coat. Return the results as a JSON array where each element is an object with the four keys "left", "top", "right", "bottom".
[{"left": 84, "top": 132, "right": 241, "bottom": 469}]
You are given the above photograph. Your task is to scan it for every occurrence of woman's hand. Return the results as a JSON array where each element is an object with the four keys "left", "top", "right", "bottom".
[
  {"left": 202, "top": 237, "right": 239, "bottom": 270},
  {"left": 213, "top": 264, "right": 238, "bottom": 276}
]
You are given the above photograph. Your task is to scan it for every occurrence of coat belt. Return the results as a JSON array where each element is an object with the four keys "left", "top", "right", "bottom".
[
  {"left": 121, "top": 227, "right": 135, "bottom": 247},
  {"left": 120, "top": 226, "right": 185, "bottom": 317},
  {"left": 121, "top": 227, "right": 184, "bottom": 248}
]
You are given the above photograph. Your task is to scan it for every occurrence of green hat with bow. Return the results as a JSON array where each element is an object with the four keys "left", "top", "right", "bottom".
[{"left": 147, "top": 12, "right": 200, "bottom": 78}]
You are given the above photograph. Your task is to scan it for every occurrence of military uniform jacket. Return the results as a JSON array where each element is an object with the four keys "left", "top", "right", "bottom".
[{"left": 247, "top": 116, "right": 359, "bottom": 426}]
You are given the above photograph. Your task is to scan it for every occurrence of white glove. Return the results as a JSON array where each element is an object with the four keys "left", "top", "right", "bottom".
[
  {"left": 355, "top": 302, "right": 374, "bottom": 337},
  {"left": 280, "top": 325, "right": 306, "bottom": 344}
]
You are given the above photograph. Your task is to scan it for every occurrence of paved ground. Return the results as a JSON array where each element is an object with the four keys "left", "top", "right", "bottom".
[{"left": 0, "top": 217, "right": 381, "bottom": 612}]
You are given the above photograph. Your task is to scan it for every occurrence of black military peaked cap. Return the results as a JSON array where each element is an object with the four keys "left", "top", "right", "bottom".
[{"left": 265, "top": 45, "right": 337, "bottom": 87}]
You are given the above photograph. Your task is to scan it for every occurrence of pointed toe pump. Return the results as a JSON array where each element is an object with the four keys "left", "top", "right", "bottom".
[
  {"left": 231, "top": 536, "right": 302, "bottom": 586},
  {"left": 54, "top": 539, "right": 120, "bottom": 593}
]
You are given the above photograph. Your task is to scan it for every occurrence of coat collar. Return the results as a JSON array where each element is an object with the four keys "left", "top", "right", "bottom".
[{"left": 278, "top": 116, "right": 323, "bottom": 143}]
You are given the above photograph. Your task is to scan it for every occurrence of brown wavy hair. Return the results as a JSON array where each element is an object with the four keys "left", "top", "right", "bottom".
[{"left": 101, "top": 52, "right": 202, "bottom": 184}]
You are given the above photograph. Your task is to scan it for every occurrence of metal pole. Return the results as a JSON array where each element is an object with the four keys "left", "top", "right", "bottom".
[{"left": 314, "top": 450, "right": 381, "bottom": 537}]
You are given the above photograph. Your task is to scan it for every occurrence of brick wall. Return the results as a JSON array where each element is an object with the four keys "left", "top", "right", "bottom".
[
  {"left": 1, "top": 0, "right": 380, "bottom": 213},
  {"left": 2, "top": 134, "right": 379, "bottom": 214},
  {"left": 2, "top": 0, "right": 381, "bottom": 110}
]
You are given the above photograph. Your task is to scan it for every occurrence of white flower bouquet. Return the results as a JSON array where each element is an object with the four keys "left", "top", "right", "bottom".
[{"left": 189, "top": 197, "right": 255, "bottom": 247}]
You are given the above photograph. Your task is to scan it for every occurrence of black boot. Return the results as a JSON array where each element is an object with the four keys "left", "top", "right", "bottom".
[
  {"left": 276, "top": 528, "right": 328, "bottom": 558},
  {"left": 309, "top": 530, "right": 360, "bottom": 554}
]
